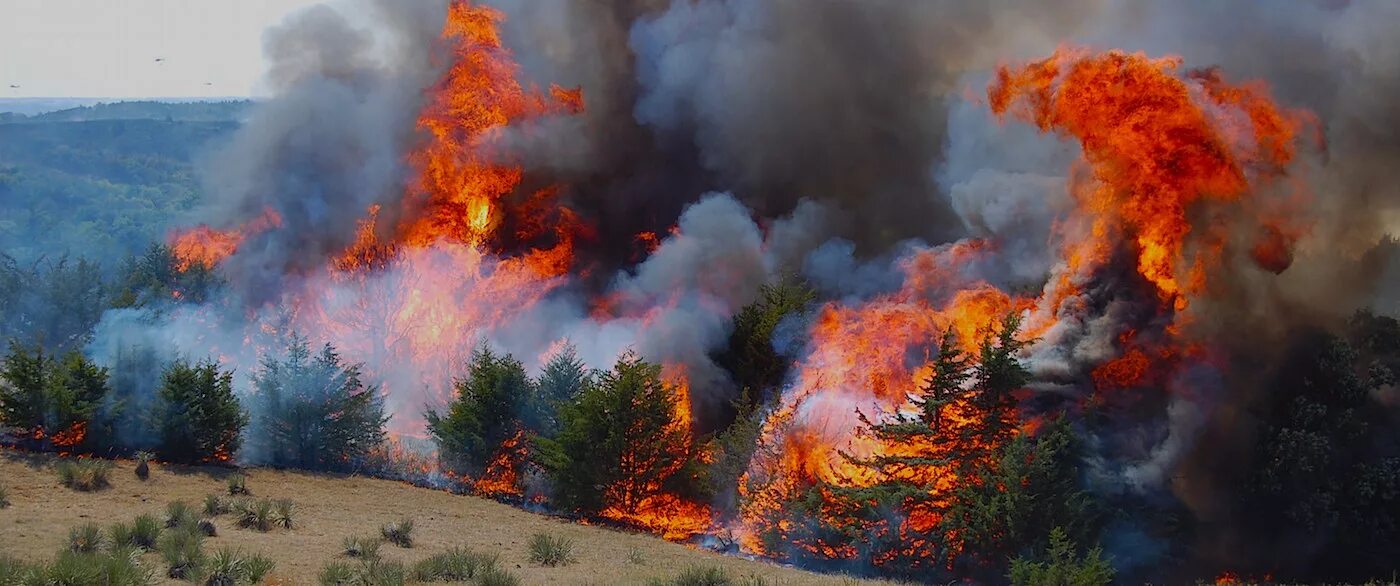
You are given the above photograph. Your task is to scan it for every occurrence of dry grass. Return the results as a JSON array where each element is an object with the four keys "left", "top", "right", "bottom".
[{"left": 0, "top": 449, "right": 891, "bottom": 585}]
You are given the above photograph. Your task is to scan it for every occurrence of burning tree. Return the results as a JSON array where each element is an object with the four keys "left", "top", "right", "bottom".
[
  {"left": 247, "top": 336, "right": 388, "bottom": 471},
  {"left": 153, "top": 359, "right": 246, "bottom": 464},
  {"left": 426, "top": 346, "right": 535, "bottom": 477},
  {"left": 539, "top": 352, "right": 709, "bottom": 534},
  {"left": 0, "top": 341, "right": 108, "bottom": 452}
]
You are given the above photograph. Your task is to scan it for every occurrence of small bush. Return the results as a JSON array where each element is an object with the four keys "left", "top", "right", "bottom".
[
  {"left": 342, "top": 535, "right": 382, "bottom": 560},
  {"left": 320, "top": 558, "right": 406, "bottom": 585},
  {"left": 627, "top": 547, "right": 645, "bottom": 565},
  {"left": 204, "top": 493, "right": 230, "bottom": 516},
  {"left": 203, "top": 547, "right": 275, "bottom": 586},
  {"left": 56, "top": 458, "right": 113, "bottom": 491},
  {"left": 0, "top": 554, "right": 37, "bottom": 584},
  {"left": 68, "top": 522, "right": 105, "bottom": 553},
  {"left": 272, "top": 498, "right": 295, "bottom": 529},
  {"left": 166, "top": 499, "right": 198, "bottom": 529},
  {"left": 380, "top": 517, "right": 414, "bottom": 548},
  {"left": 476, "top": 565, "right": 522, "bottom": 586},
  {"left": 135, "top": 451, "right": 153, "bottom": 480},
  {"left": 129, "top": 514, "right": 163, "bottom": 549},
  {"left": 226, "top": 473, "right": 249, "bottom": 495},
  {"left": 649, "top": 566, "right": 735, "bottom": 586},
  {"left": 0, "top": 484, "right": 9, "bottom": 508},
  {"left": 527, "top": 532, "right": 575, "bottom": 567},
  {"left": 234, "top": 498, "right": 276, "bottom": 532},
  {"left": 159, "top": 527, "right": 206, "bottom": 579},
  {"left": 412, "top": 547, "right": 499, "bottom": 581},
  {"left": 46, "top": 548, "right": 154, "bottom": 586}
]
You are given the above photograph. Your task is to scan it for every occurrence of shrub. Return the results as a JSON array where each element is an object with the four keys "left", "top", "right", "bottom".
[
  {"left": 0, "top": 484, "right": 9, "bottom": 508},
  {"left": 226, "top": 473, "right": 249, "bottom": 495},
  {"left": 1007, "top": 527, "right": 1114, "bottom": 586},
  {"left": 204, "top": 493, "right": 230, "bottom": 516},
  {"left": 153, "top": 359, "right": 247, "bottom": 464},
  {"left": 234, "top": 498, "right": 276, "bottom": 532},
  {"left": 68, "top": 522, "right": 105, "bottom": 553},
  {"left": 56, "top": 458, "right": 113, "bottom": 491},
  {"left": 46, "top": 548, "right": 154, "bottom": 586},
  {"left": 320, "top": 558, "right": 406, "bottom": 585},
  {"left": 476, "top": 565, "right": 521, "bottom": 586},
  {"left": 412, "top": 547, "right": 499, "bottom": 581},
  {"left": 527, "top": 532, "right": 575, "bottom": 567},
  {"left": 342, "top": 535, "right": 382, "bottom": 560},
  {"left": 134, "top": 451, "right": 154, "bottom": 480},
  {"left": 247, "top": 338, "right": 389, "bottom": 471},
  {"left": 649, "top": 566, "right": 735, "bottom": 586},
  {"left": 272, "top": 498, "right": 295, "bottom": 529},
  {"left": 380, "top": 517, "right": 414, "bottom": 548},
  {"left": 0, "top": 554, "right": 36, "bottom": 584},
  {"left": 165, "top": 499, "right": 198, "bottom": 529},
  {"left": 426, "top": 347, "right": 534, "bottom": 475},
  {"left": 159, "top": 527, "right": 206, "bottom": 579},
  {"left": 105, "top": 516, "right": 162, "bottom": 553},
  {"left": 197, "top": 519, "right": 218, "bottom": 537},
  {"left": 203, "top": 547, "right": 276, "bottom": 586}
]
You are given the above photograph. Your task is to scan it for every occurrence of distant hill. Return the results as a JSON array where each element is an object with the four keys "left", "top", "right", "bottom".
[
  {"left": 0, "top": 102, "right": 248, "bottom": 264},
  {"left": 0, "top": 99, "right": 252, "bottom": 123}
]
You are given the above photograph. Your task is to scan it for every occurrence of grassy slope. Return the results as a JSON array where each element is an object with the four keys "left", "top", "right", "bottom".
[{"left": 0, "top": 451, "right": 886, "bottom": 585}]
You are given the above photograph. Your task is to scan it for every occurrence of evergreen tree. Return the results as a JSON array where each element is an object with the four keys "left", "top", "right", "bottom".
[
  {"left": 540, "top": 352, "right": 702, "bottom": 514},
  {"left": 527, "top": 343, "right": 589, "bottom": 437},
  {"left": 0, "top": 342, "right": 110, "bottom": 450},
  {"left": 715, "top": 278, "right": 816, "bottom": 403},
  {"left": 1007, "top": 527, "right": 1115, "bottom": 586},
  {"left": 154, "top": 359, "right": 246, "bottom": 464},
  {"left": 248, "top": 336, "right": 388, "bottom": 470},
  {"left": 426, "top": 346, "right": 535, "bottom": 475}
]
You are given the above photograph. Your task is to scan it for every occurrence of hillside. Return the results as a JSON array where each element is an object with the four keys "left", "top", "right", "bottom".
[{"left": 0, "top": 451, "right": 888, "bottom": 585}]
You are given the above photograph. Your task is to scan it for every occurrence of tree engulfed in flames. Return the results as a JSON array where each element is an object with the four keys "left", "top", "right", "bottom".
[
  {"left": 735, "top": 48, "right": 1314, "bottom": 565},
  {"left": 168, "top": 209, "right": 282, "bottom": 271}
]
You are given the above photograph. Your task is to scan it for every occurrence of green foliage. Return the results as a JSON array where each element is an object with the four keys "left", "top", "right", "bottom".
[
  {"left": 248, "top": 337, "right": 388, "bottom": 471},
  {"left": 411, "top": 547, "right": 501, "bottom": 582},
  {"left": 342, "top": 535, "right": 383, "bottom": 560},
  {"left": 68, "top": 522, "right": 104, "bottom": 553},
  {"left": 205, "top": 493, "right": 230, "bottom": 517},
  {"left": 165, "top": 499, "right": 198, "bottom": 529},
  {"left": 272, "top": 499, "right": 295, "bottom": 529},
  {"left": 110, "top": 244, "right": 222, "bottom": 307},
  {"left": 476, "top": 566, "right": 521, "bottom": 586},
  {"left": 540, "top": 352, "right": 703, "bottom": 513},
  {"left": 56, "top": 458, "right": 113, "bottom": 491},
  {"left": 319, "top": 557, "right": 407, "bottom": 585},
  {"left": 42, "top": 547, "right": 155, "bottom": 586},
  {"left": 153, "top": 359, "right": 246, "bottom": 464},
  {"left": 0, "top": 554, "right": 35, "bottom": 584},
  {"left": 426, "top": 347, "right": 534, "bottom": 475},
  {"left": 233, "top": 498, "right": 277, "bottom": 532},
  {"left": 526, "top": 532, "right": 575, "bottom": 567},
  {"left": 226, "top": 472, "right": 249, "bottom": 495},
  {"left": 0, "top": 341, "right": 109, "bottom": 448},
  {"left": 203, "top": 547, "right": 276, "bottom": 585},
  {"left": 942, "top": 418, "right": 1102, "bottom": 571},
  {"left": 109, "top": 514, "right": 162, "bottom": 551},
  {"left": 380, "top": 517, "right": 415, "bottom": 548},
  {"left": 0, "top": 255, "right": 111, "bottom": 353},
  {"left": 159, "top": 526, "right": 206, "bottom": 580},
  {"left": 527, "top": 343, "right": 590, "bottom": 437},
  {"left": 715, "top": 277, "right": 815, "bottom": 400},
  {"left": 1007, "top": 528, "right": 1115, "bottom": 586},
  {"left": 648, "top": 566, "right": 736, "bottom": 586}
]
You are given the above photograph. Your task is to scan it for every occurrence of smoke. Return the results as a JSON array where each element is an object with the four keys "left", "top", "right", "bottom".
[{"left": 63, "top": 0, "right": 1400, "bottom": 580}]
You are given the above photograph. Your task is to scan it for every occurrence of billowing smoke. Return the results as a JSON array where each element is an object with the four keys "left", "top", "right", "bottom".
[{"left": 76, "top": 0, "right": 1400, "bottom": 582}]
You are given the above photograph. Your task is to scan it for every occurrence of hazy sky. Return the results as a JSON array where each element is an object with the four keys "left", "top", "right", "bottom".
[{"left": 1, "top": 0, "right": 325, "bottom": 98}]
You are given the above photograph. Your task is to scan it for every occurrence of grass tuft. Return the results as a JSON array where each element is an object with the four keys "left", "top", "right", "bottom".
[
  {"left": 203, "top": 547, "right": 276, "bottom": 585},
  {"left": 412, "top": 546, "right": 499, "bottom": 582},
  {"left": 68, "top": 522, "right": 105, "bottom": 553},
  {"left": 342, "top": 535, "right": 383, "bottom": 560},
  {"left": 226, "top": 472, "right": 249, "bottom": 495},
  {"left": 165, "top": 499, "right": 198, "bottom": 529},
  {"left": 320, "top": 557, "right": 406, "bottom": 585},
  {"left": 528, "top": 532, "right": 576, "bottom": 567},
  {"left": 233, "top": 497, "right": 277, "bottom": 532},
  {"left": 159, "top": 526, "right": 206, "bottom": 580},
  {"left": 380, "top": 517, "right": 415, "bottom": 548},
  {"left": 648, "top": 566, "right": 738, "bottom": 586},
  {"left": 204, "top": 493, "right": 230, "bottom": 517},
  {"left": 272, "top": 498, "right": 295, "bottom": 529},
  {"left": 0, "top": 484, "right": 9, "bottom": 508},
  {"left": 56, "top": 458, "right": 113, "bottom": 491},
  {"left": 46, "top": 548, "right": 154, "bottom": 586},
  {"left": 476, "top": 565, "right": 522, "bottom": 586},
  {"left": 134, "top": 451, "right": 154, "bottom": 481}
]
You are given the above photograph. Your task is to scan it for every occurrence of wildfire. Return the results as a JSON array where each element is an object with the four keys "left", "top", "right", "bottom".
[
  {"left": 990, "top": 48, "right": 1313, "bottom": 313},
  {"left": 474, "top": 428, "right": 527, "bottom": 498},
  {"left": 168, "top": 208, "right": 282, "bottom": 271}
]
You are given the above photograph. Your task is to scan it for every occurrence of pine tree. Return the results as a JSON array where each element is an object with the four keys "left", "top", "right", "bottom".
[
  {"left": 528, "top": 343, "right": 589, "bottom": 437},
  {"left": 540, "top": 352, "right": 701, "bottom": 514},
  {"left": 426, "top": 346, "right": 535, "bottom": 475},
  {"left": 154, "top": 359, "right": 246, "bottom": 464},
  {"left": 249, "top": 336, "right": 388, "bottom": 470}
]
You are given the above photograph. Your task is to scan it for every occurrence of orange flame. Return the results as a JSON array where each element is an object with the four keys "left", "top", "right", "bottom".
[{"left": 168, "top": 209, "right": 282, "bottom": 271}]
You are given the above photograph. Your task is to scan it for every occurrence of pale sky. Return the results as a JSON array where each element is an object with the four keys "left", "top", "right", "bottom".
[{"left": 0, "top": 0, "right": 326, "bottom": 98}]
